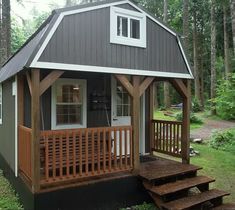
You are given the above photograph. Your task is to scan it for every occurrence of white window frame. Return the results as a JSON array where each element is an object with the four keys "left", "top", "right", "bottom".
[
  {"left": 0, "top": 83, "right": 2, "bottom": 125},
  {"left": 51, "top": 78, "right": 87, "bottom": 130},
  {"left": 110, "top": 6, "right": 146, "bottom": 48}
]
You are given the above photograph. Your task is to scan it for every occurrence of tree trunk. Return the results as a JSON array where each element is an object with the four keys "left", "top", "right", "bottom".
[
  {"left": 0, "top": 0, "right": 3, "bottom": 66},
  {"left": 183, "top": 0, "right": 189, "bottom": 52},
  {"left": 1, "top": 0, "right": 11, "bottom": 64},
  {"left": 211, "top": 0, "right": 217, "bottom": 115},
  {"left": 163, "top": 0, "right": 171, "bottom": 108},
  {"left": 231, "top": 0, "right": 235, "bottom": 55},
  {"left": 193, "top": 9, "right": 202, "bottom": 109},
  {"left": 223, "top": 4, "right": 231, "bottom": 79},
  {"left": 66, "top": 0, "right": 73, "bottom": 6}
]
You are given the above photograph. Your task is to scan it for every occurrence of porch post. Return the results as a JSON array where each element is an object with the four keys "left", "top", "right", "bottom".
[
  {"left": 132, "top": 76, "right": 141, "bottom": 172},
  {"left": 149, "top": 82, "right": 154, "bottom": 155},
  {"left": 31, "top": 69, "right": 41, "bottom": 192},
  {"left": 181, "top": 80, "right": 190, "bottom": 164}
]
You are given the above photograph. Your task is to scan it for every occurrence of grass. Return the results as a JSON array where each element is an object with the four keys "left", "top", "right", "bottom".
[
  {"left": 0, "top": 170, "right": 22, "bottom": 210},
  {"left": 190, "top": 143, "right": 235, "bottom": 203},
  {"left": 154, "top": 109, "right": 204, "bottom": 130}
]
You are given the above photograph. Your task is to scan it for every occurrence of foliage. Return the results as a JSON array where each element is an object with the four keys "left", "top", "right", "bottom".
[
  {"left": 175, "top": 112, "right": 203, "bottom": 124},
  {"left": 215, "top": 73, "right": 235, "bottom": 120},
  {"left": 120, "top": 202, "right": 157, "bottom": 210},
  {"left": 192, "top": 98, "right": 202, "bottom": 112},
  {"left": 209, "top": 129, "right": 235, "bottom": 153},
  {"left": 0, "top": 170, "right": 23, "bottom": 209}
]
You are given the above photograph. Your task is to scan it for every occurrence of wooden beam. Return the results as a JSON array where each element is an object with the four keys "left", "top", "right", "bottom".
[
  {"left": 40, "top": 71, "right": 64, "bottom": 96},
  {"left": 132, "top": 76, "right": 141, "bottom": 172},
  {"left": 170, "top": 79, "right": 188, "bottom": 98},
  {"left": 31, "top": 69, "right": 41, "bottom": 192},
  {"left": 115, "top": 75, "right": 134, "bottom": 97},
  {"left": 181, "top": 80, "right": 190, "bottom": 164},
  {"left": 139, "top": 77, "right": 154, "bottom": 97},
  {"left": 26, "top": 71, "right": 32, "bottom": 96},
  {"left": 149, "top": 82, "right": 154, "bottom": 155}
]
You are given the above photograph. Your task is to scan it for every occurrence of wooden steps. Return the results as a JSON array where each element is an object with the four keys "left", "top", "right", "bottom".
[
  {"left": 149, "top": 176, "right": 215, "bottom": 196},
  {"left": 139, "top": 158, "right": 233, "bottom": 210},
  {"left": 161, "top": 189, "right": 230, "bottom": 210},
  {"left": 213, "top": 203, "right": 235, "bottom": 210}
]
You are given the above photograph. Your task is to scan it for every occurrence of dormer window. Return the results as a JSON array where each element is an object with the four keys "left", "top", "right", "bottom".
[{"left": 110, "top": 6, "right": 146, "bottom": 48}]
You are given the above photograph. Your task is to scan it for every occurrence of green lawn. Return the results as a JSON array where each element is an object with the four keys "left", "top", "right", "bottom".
[{"left": 0, "top": 170, "right": 22, "bottom": 210}]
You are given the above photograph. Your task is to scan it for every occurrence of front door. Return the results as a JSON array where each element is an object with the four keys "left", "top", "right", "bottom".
[{"left": 111, "top": 76, "right": 146, "bottom": 155}]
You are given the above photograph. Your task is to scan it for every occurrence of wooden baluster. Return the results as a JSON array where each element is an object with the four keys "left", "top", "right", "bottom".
[
  {"left": 85, "top": 130, "right": 88, "bottom": 175},
  {"left": 45, "top": 133, "right": 49, "bottom": 182},
  {"left": 73, "top": 131, "right": 76, "bottom": 177},
  {"left": 97, "top": 129, "right": 101, "bottom": 174},
  {"left": 130, "top": 127, "right": 133, "bottom": 168},
  {"left": 155, "top": 121, "right": 157, "bottom": 150},
  {"left": 166, "top": 123, "right": 169, "bottom": 152},
  {"left": 177, "top": 124, "right": 180, "bottom": 154},
  {"left": 79, "top": 131, "right": 82, "bottom": 176},
  {"left": 108, "top": 129, "right": 112, "bottom": 172},
  {"left": 119, "top": 128, "right": 122, "bottom": 170},
  {"left": 91, "top": 129, "right": 95, "bottom": 175},
  {"left": 170, "top": 123, "right": 172, "bottom": 153},
  {"left": 173, "top": 124, "right": 176, "bottom": 154},
  {"left": 59, "top": 133, "right": 63, "bottom": 178},
  {"left": 66, "top": 132, "right": 70, "bottom": 177},
  {"left": 114, "top": 128, "right": 117, "bottom": 170},
  {"left": 159, "top": 122, "right": 162, "bottom": 151},
  {"left": 52, "top": 132, "right": 56, "bottom": 180},
  {"left": 124, "top": 128, "right": 128, "bottom": 169},
  {"left": 103, "top": 128, "right": 106, "bottom": 173}
]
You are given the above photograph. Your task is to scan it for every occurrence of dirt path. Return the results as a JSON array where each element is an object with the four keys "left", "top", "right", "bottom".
[{"left": 190, "top": 119, "right": 235, "bottom": 140}]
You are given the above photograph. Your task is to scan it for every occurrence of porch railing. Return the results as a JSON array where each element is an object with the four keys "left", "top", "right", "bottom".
[
  {"left": 151, "top": 120, "right": 182, "bottom": 157},
  {"left": 40, "top": 126, "right": 133, "bottom": 186},
  {"left": 18, "top": 125, "right": 32, "bottom": 182}
]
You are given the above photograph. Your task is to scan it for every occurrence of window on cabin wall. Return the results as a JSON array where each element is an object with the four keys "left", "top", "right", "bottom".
[
  {"left": 110, "top": 6, "right": 146, "bottom": 48},
  {"left": 52, "top": 79, "right": 87, "bottom": 130},
  {"left": 0, "top": 84, "right": 2, "bottom": 124}
]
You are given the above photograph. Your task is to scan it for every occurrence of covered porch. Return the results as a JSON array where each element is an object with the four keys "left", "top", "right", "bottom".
[{"left": 17, "top": 69, "right": 190, "bottom": 192}]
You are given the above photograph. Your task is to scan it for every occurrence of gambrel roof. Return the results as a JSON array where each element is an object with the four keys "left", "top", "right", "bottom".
[{"left": 0, "top": 0, "right": 193, "bottom": 83}]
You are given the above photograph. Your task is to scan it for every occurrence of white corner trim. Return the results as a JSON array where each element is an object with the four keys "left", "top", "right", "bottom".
[
  {"left": 51, "top": 78, "right": 87, "bottom": 130},
  {"left": 110, "top": 6, "right": 146, "bottom": 48},
  {"left": 0, "top": 83, "right": 2, "bottom": 125},
  {"left": 32, "top": 61, "right": 194, "bottom": 79},
  {"left": 14, "top": 76, "right": 18, "bottom": 177},
  {"left": 177, "top": 37, "right": 194, "bottom": 79},
  {"left": 30, "top": 0, "right": 127, "bottom": 67}
]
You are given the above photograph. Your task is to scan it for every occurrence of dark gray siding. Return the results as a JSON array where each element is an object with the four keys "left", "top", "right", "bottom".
[
  {"left": 0, "top": 79, "right": 16, "bottom": 172},
  {"left": 39, "top": 6, "right": 188, "bottom": 75}
]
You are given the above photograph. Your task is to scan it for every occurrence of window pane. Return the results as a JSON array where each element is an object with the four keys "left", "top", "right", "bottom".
[
  {"left": 57, "top": 105, "right": 82, "bottom": 125},
  {"left": 130, "top": 19, "right": 140, "bottom": 39},
  {"left": 117, "top": 105, "right": 122, "bottom": 117},
  {"left": 117, "top": 16, "right": 128, "bottom": 37},
  {"left": 0, "top": 106, "right": 1, "bottom": 119},
  {"left": 57, "top": 84, "right": 82, "bottom": 104},
  {"left": 123, "top": 105, "right": 130, "bottom": 116}
]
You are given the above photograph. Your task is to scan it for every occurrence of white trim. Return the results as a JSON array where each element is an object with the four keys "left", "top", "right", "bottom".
[
  {"left": 51, "top": 78, "right": 87, "bottom": 130},
  {"left": 14, "top": 76, "right": 18, "bottom": 177},
  {"left": 110, "top": 6, "right": 146, "bottom": 48},
  {"left": 30, "top": 0, "right": 127, "bottom": 67},
  {"left": 177, "top": 37, "right": 194, "bottom": 78},
  {"left": 33, "top": 61, "right": 193, "bottom": 79},
  {"left": 0, "top": 83, "right": 2, "bottom": 125}
]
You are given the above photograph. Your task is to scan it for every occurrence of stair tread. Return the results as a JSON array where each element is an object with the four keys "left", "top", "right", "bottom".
[
  {"left": 161, "top": 189, "right": 230, "bottom": 210},
  {"left": 213, "top": 203, "right": 235, "bottom": 210},
  {"left": 139, "top": 159, "right": 202, "bottom": 181},
  {"left": 149, "top": 176, "right": 215, "bottom": 196}
]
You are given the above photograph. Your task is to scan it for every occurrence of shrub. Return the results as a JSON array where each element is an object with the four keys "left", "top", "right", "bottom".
[
  {"left": 209, "top": 129, "right": 235, "bottom": 153},
  {"left": 192, "top": 98, "right": 202, "bottom": 112},
  {"left": 215, "top": 73, "right": 235, "bottom": 120},
  {"left": 175, "top": 112, "right": 203, "bottom": 124}
]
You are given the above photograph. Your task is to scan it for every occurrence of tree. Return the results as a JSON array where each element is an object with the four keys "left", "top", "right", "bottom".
[
  {"left": 223, "top": 1, "right": 231, "bottom": 79},
  {"left": 231, "top": 0, "right": 235, "bottom": 55},
  {"left": 0, "top": 0, "right": 11, "bottom": 65},
  {"left": 211, "top": 0, "right": 217, "bottom": 115},
  {"left": 163, "top": 0, "right": 171, "bottom": 109},
  {"left": 183, "top": 0, "right": 189, "bottom": 52}
]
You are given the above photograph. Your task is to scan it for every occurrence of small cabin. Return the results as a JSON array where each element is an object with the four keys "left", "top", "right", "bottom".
[{"left": 0, "top": 0, "right": 194, "bottom": 209}]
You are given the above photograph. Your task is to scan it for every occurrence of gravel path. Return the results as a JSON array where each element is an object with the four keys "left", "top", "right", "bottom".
[{"left": 190, "top": 119, "right": 235, "bottom": 140}]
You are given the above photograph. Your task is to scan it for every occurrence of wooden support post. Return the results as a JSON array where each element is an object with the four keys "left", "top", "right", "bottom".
[
  {"left": 181, "top": 80, "right": 190, "bottom": 164},
  {"left": 31, "top": 69, "right": 41, "bottom": 192},
  {"left": 149, "top": 82, "right": 154, "bottom": 155},
  {"left": 132, "top": 76, "right": 141, "bottom": 172}
]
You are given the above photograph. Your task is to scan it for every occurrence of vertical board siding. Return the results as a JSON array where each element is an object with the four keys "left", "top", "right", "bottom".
[{"left": 39, "top": 6, "right": 189, "bottom": 75}]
